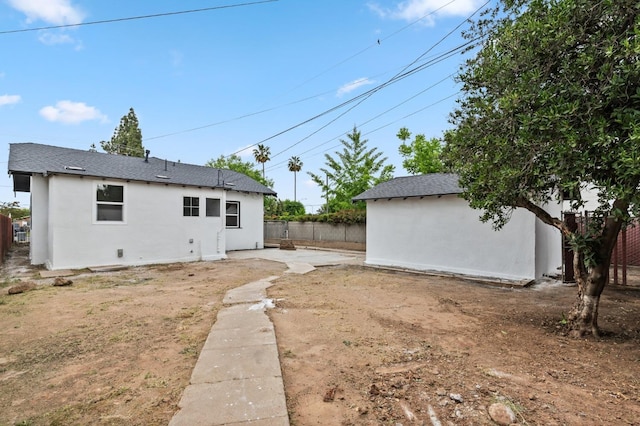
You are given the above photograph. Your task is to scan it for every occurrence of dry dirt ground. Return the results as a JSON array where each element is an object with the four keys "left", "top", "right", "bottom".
[{"left": 1, "top": 244, "right": 639, "bottom": 426}]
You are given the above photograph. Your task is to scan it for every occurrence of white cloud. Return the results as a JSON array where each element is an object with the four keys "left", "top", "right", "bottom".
[
  {"left": 8, "top": 0, "right": 85, "bottom": 25},
  {"left": 39, "top": 100, "right": 107, "bottom": 124},
  {"left": 336, "top": 78, "right": 375, "bottom": 97},
  {"left": 0, "top": 94, "right": 21, "bottom": 106},
  {"left": 368, "top": 0, "right": 483, "bottom": 25},
  {"left": 38, "top": 32, "right": 72, "bottom": 44}
]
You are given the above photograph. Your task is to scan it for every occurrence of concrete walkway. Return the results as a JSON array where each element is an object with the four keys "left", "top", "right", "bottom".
[{"left": 169, "top": 248, "right": 363, "bottom": 425}]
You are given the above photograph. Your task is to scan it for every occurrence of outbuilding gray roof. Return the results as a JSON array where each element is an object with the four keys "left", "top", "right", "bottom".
[
  {"left": 352, "top": 173, "right": 462, "bottom": 201},
  {"left": 8, "top": 143, "right": 276, "bottom": 196}
]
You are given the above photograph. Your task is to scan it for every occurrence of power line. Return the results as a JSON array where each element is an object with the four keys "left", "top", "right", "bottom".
[
  {"left": 142, "top": 0, "right": 463, "bottom": 143},
  {"left": 245, "top": 1, "right": 489, "bottom": 161},
  {"left": 0, "top": 0, "right": 278, "bottom": 34}
]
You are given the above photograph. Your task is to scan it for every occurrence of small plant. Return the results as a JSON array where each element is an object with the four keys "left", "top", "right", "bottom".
[{"left": 559, "top": 313, "right": 568, "bottom": 325}]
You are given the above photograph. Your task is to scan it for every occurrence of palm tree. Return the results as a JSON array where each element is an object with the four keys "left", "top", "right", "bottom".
[
  {"left": 252, "top": 144, "right": 271, "bottom": 179},
  {"left": 287, "top": 156, "right": 303, "bottom": 201}
]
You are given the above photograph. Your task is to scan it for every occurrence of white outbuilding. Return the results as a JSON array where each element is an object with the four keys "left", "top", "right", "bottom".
[
  {"left": 353, "top": 173, "right": 562, "bottom": 282},
  {"left": 8, "top": 143, "right": 276, "bottom": 270}
]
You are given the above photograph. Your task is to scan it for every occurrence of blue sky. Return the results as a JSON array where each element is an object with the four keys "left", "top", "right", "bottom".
[{"left": 0, "top": 0, "right": 486, "bottom": 212}]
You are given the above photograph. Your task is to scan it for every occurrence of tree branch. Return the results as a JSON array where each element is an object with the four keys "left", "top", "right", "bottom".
[{"left": 514, "top": 197, "right": 569, "bottom": 235}]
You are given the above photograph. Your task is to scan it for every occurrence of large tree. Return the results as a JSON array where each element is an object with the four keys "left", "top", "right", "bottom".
[
  {"left": 397, "top": 127, "right": 444, "bottom": 175},
  {"left": 443, "top": 0, "right": 640, "bottom": 337},
  {"left": 287, "top": 156, "right": 303, "bottom": 202},
  {"left": 309, "top": 126, "right": 394, "bottom": 212},
  {"left": 252, "top": 144, "right": 271, "bottom": 179},
  {"left": 100, "top": 108, "right": 144, "bottom": 157},
  {"left": 206, "top": 154, "right": 274, "bottom": 188}
]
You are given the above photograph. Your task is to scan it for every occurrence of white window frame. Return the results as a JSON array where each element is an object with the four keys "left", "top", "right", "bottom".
[
  {"left": 94, "top": 182, "right": 126, "bottom": 224},
  {"left": 225, "top": 201, "right": 240, "bottom": 228}
]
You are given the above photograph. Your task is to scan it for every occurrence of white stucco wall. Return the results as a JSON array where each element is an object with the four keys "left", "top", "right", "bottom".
[
  {"left": 225, "top": 192, "right": 265, "bottom": 251},
  {"left": 29, "top": 175, "right": 48, "bottom": 265},
  {"left": 37, "top": 175, "right": 266, "bottom": 270},
  {"left": 535, "top": 202, "right": 563, "bottom": 278},
  {"left": 365, "top": 195, "right": 557, "bottom": 281}
]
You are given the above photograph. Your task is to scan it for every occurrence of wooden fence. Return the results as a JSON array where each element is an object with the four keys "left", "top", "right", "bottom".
[{"left": 0, "top": 214, "right": 13, "bottom": 262}]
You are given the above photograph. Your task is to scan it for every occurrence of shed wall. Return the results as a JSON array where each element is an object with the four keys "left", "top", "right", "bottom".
[{"left": 365, "top": 196, "right": 540, "bottom": 281}]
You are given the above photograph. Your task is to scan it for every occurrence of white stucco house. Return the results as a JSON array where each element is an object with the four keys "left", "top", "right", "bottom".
[
  {"left": 8, "top": 143, "right": 276, "bottom": 270},
  {"left": 353, "top": 173, "right": 562, "bottom": 282}
]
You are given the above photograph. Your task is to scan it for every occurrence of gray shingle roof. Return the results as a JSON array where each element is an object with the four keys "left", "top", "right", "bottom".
[
  {"left": 8, "top": 143, "right": 276, "bottom": 196},
  {"left": 352, "top": 173, "right": 462, "bottom": 201}
]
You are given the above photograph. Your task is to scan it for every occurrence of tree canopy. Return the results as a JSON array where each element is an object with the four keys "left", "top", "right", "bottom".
[
  {"left": 288, "top": 156, "right": 303, "bottom": 202},
  {"left": 0, "top": 201, "right": 29, "bottom": 219},
  {"left": 308, "top": 126, "right": 394, "bottom": 212},
  {"left": 206, "top": 154, "right": 274, "bottom": 188},
  {"left": 397, "top": 127, "right": 444, "bottom": 175},
  {"left": 100, "top": 108, "right": 144, "bottom": 157},
  {"left": 252, "top": 144, "right": 271, "bottom": 179},
  {"left": 443, "top": 0, "right": 640, "bottom": 336}
]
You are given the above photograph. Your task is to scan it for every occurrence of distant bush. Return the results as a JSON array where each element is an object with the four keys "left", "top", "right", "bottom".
[{"left": 265, "top": 209, "right": 365, "bottom": 224}]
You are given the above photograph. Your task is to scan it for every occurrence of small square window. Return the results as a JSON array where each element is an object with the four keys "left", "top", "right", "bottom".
[
  {"left": 96, "top": 184, "right": 124, "bottom": 222},
  {"left": 183, "top": 197, "right": 199, "bottom": 217}
]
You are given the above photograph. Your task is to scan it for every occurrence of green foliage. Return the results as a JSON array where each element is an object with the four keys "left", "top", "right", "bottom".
[
  {"left": 288, "top": 156, "right": 303, "bottom": 201},
  {"left": 443, "top": 0, "right": 639, "bottom": 332},
  {"left": 100, "top": 108, "right": 144, "bottom": 157},
  {"left": 252, "top": 144, "right": 271, "bottom": 178},
  {"left": 397, "top": 127, "right": 444, "bottom": 175},
  {"left": 285, "top": 210, "right": 366, "bottom": 224},
  {"left": 206, "top": 154, "right": 274, "bottom": 188},
  {"left": 443, "top": 0, "right": 640, "bottom": 232},
  {"left": 0, "top": 201, "right": 29, "bottom": 219},
  {"left": 308, "top": 126, "right": 394, "bottom": 212},
  {"left": 281, "top": 200, "right": 306, "bottom": 216}
]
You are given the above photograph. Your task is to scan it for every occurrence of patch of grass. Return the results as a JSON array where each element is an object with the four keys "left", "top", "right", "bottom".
[
  {"left": 282, "top": 349, "right": 296, "bottom": 358},
  {"left": 179, "top": 345, "right": 198, "bottom": 357}
]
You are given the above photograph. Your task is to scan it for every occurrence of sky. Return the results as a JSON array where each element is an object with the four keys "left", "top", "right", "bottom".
[{"left": 0, "top": 0, "right": 488, "bottom": 213}]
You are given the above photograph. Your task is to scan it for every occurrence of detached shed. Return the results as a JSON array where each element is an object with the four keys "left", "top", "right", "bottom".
[{"left": 353, "top": 173, "right": 562, "bottom": 282}]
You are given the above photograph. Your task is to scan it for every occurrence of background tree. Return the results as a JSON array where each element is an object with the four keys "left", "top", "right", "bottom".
[
  {"left": 309, "top": 126, "right": 394, "bottom": 212},
  {"left": 287, "top": 156, "right": 303, "bottom": 201},
  {"left": 442, "top": 0, "right": 640, "bottom": 337},
  {"left": 397, "top": 127, "right": 443, "bottom": 175},
  {"left": 252, "top": 144, "right": 271, "bottom": 179},
  {"left": 0, "top": 201, "right": 29, "bottom": 219},
  {"left": 206, "top": 154, "right": 274, "bottom": 188},
  {"left": 281, "top": 199, "right": 306, "bottom": 217},
  {"left": 100, "top": 108, "right": 144, "bottom": 157}
]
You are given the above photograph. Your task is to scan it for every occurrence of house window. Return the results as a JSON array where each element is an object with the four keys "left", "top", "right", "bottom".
[
  {"left": 183, "top": 197, "right": 199, "bottom": 216},
  {"left": 206, "top": 198, "right": 220, "bottom": 217},
  {"left": 96, "top": 184, "right": 124, "bottom": 221},
  {"left": 226, "top": 201, "right": 240, "bottom": 228}
]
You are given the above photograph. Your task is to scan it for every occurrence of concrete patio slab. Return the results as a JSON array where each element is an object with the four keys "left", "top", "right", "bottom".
[
  {"left": 190, "top": 344, "right": 282, "bottom": 384},
  {"left": 169, "top": 377, "right": 288, "bottom": 426}
]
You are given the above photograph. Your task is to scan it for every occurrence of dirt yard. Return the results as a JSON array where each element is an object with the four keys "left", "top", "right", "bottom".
[{"left": 1, "top": 244, "right": 639, "bottom": 425}]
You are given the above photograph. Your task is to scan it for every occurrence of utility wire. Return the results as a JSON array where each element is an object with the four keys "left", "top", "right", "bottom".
[
  {"left": 0, "top": 0, "right": 278, "bottom": 34},
  {"left": 240, "top": 1, "right": 489, "bottom": 161},
  {"left": 263, "top": 34, "right": 480, "bottom": 161}
]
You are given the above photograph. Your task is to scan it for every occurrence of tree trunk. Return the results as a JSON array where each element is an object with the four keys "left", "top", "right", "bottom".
[{"left": 568, "top": 258, "right": 608, "bottom": 337}]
